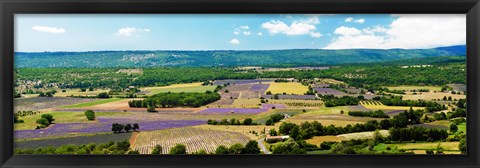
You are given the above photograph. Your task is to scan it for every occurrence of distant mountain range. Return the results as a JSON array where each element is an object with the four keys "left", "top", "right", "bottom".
[{"left": 14, "top": 45, "right": 466, "bottom": 68}]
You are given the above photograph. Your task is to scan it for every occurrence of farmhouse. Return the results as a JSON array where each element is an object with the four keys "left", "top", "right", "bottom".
[{"left": 265, "top": 135, "right": 290, "bottom": 142}]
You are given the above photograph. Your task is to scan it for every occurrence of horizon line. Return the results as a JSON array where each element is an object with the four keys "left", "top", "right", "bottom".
[{"left": 14, "top": 44, "right": 466, "bottom": 53}]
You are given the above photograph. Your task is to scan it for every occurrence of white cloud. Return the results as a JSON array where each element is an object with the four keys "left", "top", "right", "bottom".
[
  {"left": 233, "top": 26, "right": 251, "bottom": 36},
  {"left": 257, "top": 32, "right": 263, "bottom": 36},
  {"left": 229, "top": 38, "right": 240, "bottom": 44},
  {"left": 334, "top": 26, "right": 362, "bottom": 36},
  {"left": 115, "top": 27, "right": 150, "bottom": 37},
  {"left": 325, "top": 14, "right": 466, "bottom": 49},
  {"left": 32, "top": 25, "right": 65, "bottom": 34},
  {"left": 354, "top": 19, "right": 365, "bottom": 23},
  {"left": 261, "top": 17, "right": 322, "bottom": 38},
  {"left": 345, "top": 18, "right": 365, "bottom": 23}
]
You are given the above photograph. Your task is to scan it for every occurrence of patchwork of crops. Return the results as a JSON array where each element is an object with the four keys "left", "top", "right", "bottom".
[
  {"left": 133, "top": 127, "right": 250, "bottom": 154},
  {"left": 360, "top": 100, "right": 383, "bottom": 106}
]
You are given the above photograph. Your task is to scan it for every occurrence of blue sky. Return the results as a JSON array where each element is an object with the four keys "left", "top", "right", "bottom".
[{"left": 15, "top": 14, "right": 466, "bottom": 52}]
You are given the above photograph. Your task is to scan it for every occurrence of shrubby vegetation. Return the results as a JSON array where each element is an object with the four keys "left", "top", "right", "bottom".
[
  {"left": 207, "top": 118, "right": 258, "bottom": 126},
  {"left": 265, "top": 114, "right": 285, "bottom": 125},
  {"left": 111, "top": 123, "right": 139, "bottom": 133},
  {"left": 322, "top": 95, "right": 361, "bottom": 107},
  {"left": 15, "top": 141, "right": 133, "bottom": 154},
  {"left": 84, "top": 110, "right": 95, "bottom": 121},
  {"left": 129, "top": 91, "right": 220, "bottom": 108},
  {"left": 35, "top": 114, "right": 55, "bottom": 129},
  {"left": 389, "top": 127, "right": 448, "bottom": 142},
  {"left": 374, "top": 96, "right": 446, "bottom": 112}
]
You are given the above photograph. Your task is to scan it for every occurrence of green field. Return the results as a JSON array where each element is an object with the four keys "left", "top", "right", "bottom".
[
  {"left": 374, "top": 142, "right": 460, "bottom": 153},
  {"left": 60, "top": 98, "right": 122, "bottom": 108}
]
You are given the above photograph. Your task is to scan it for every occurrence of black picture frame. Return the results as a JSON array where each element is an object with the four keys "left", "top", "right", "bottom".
[{"left": 1, "top": 0, "right": 479, "bottom": 168}]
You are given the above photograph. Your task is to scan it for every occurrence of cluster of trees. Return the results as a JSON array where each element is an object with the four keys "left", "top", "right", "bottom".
[
  {"left": 129, "top": 91, "right": 220, "bottom": 108},
  {"left": 322, "top": 95, "right": 361, "bottom": 107},
  {"left": 15, "top": 68, "right": 138, "bottom": 90},
  {"left": 38, "top": 90, "right": 57, "bottom": 97},
  {"left": 111, "top": 123, "right": 139, "bottom": 133},
  {"left": 433, "top": 108, "right": 466, "bottom": 121},
  {"left": 277, "top": 110, "right": 425, "bottom": 141},
  {"left": 389, "top": 127, "right": 448, "bottom": 142},
  {"left": 270, "top": 139, "right": 318, "bottom": 154},
  {"left": 84, "top": 110, "right": 95, "bottom": 121},
  {"left": 151, "top": 141, "right": 261, "bottom": 154},
  {"left": 15, "top": 141, "right": 134, "bottom": 154},
  {"left": 207, "top": 118, "right": 257, "bottom": 125},
  {"left": 214, "top": 141, "right": 261, "bottom": 154},
  {"left": 15, "top": 110, "right": 42, "bottom": 117},
  {"left": 35, "top": 114, "right": 55, "bottom": 129},
  {"left": 348, "top": 110, "right": 389, "bottom": 118},
  {"left": 374, "top": 96, "right": 446, "bottom": 112},
  {"left": 265, "top": 114, "right": 285, "bottom": 125}
]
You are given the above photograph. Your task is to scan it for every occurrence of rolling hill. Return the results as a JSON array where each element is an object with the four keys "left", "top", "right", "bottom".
[{"left": 14, "top": 45, "right": 466, "bottom": 68}]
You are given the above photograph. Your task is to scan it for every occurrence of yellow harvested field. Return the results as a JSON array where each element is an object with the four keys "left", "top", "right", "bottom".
[
  {"left": 194, "top": 124, "right": 277, "bottom": 140},
  {"left": 337, "top": 130, "right": 389, "bottom": 140},
  {"left": 395, "top": 142, "right": 460, "bottom": 151},
  {"left": 387, "top": 86, "right": 442, "bottom": 92},
  {"left": 306, "top": 136, "right": 344, "bottom": 146},
  {"left": 401, "top": 92, "right": 466, "bottom": 101},
  {"left": 266, "top": 82, "right": 309, "bottom": 95},
  {"left": 360, "top": 101, "right": 424, "bottom": 111},
  {"left": 318, "top": 78, "right": 344, "bottom": 84}
]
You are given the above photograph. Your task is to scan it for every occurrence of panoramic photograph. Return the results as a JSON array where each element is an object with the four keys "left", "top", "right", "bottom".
[{"left": 13, "top": 14, "right": 467, "bottom": 155}]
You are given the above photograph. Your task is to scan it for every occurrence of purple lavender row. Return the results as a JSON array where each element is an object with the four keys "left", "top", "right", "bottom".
[
  {"left": 198, "top": 108, "right": 268, "bottom": 114},
  {"left": 260, "top": 104, "right": 287, "bottom": 109},
  {"left": 15, "top": 120, "right": 206, "bottom": 139},
  {"left": 250, "top": 84, "right": 270, "bottom": 92}
]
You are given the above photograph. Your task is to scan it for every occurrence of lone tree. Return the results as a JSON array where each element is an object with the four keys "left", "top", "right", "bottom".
[
  {"left": 41, "top": 114, "right": 55, "bottom": 124},
  {"left": 84, "top": 110, "right": 96, "bottom": 121},
  {"left": 242, "top": 140, "right": 261, "bottom": 154},
  {"left": 169, "top": 144, "right": 187, "bottom": 154},
  {"left": 147, "top": 106, "right": 157, "bottom": 113},
  {"left": 449, "top": 123, "right": 458, "bottom": 133},
  {"left": 151, "top": 145, "right": 163, "bottom": 154}
]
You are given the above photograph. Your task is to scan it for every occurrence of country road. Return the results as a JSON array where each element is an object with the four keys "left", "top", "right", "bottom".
[{"left": 257, "top": 139, "right": 271, "bottom": 154}]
